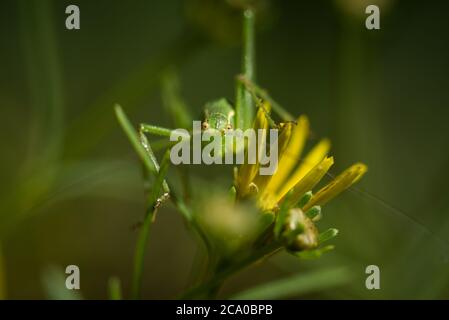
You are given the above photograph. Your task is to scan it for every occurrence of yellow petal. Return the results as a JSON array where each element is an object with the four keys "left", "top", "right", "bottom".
[
  {"left": 258, "top": 193, "right": 279, "bottom": 211},
  {"left": 281, "top": 156, "right": 334, "bottom": 206},
  {"left": 303, "top": 163, "right": 368, "bottom": 211},
  {"left": 277, "top": 138, "right": 331, "bottom": 200},
  {"left": 255, "top": 121, "right": 294, "bottom": 194},
  {"left": 236, "top": 103, "right": 270, "bottom": 197},
  {"left": 264, "top": 115, "right": 309, "bottom": 195},
  {"left": 254, "top": 101, "right": 271, "bottom": 129}
]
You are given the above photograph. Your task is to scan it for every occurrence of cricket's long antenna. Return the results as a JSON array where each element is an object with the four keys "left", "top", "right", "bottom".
[
  {"left": 326, "top": 172, "right": 449, "bottom": 259},
  {"left": 292, "top": 125, "right": 449, "bottom": 257},
  {"left": 286, "top": 151, "right": 449, "bottom": 259}
]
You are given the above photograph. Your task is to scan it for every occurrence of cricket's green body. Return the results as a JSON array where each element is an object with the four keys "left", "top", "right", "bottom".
[
  {"left": 200, "top": 98, "right": 237, "bottom": 157},
  {"left": 202, "top": 98, "right": 235, "bottom": 133}
]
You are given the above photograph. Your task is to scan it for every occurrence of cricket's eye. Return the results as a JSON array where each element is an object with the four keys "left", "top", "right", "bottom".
[
  {"left": 202, "top": 121, "right": 209, "bottom": 130},
  {"left": 226, "top": 124, "right": 232, "bottom": 130}
]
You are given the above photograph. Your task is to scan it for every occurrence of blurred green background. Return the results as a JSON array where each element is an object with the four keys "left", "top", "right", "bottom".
[{"left": 1, "top": 0, "right": 449, "bottom": 299}]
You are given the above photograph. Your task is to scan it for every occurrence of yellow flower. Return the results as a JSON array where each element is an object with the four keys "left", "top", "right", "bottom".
[
  {"left": 236, "top": 102, "right": 270, "bottom": 197},
  {"left": 235, "top": 103, "right": 367, "bottom": 213}
]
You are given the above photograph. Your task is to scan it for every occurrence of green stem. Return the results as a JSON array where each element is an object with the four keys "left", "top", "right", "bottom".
[
  {"left": 131, "top": 152, "right": 170, "bottom": 299},
  {"left": 235, "top": 8, "right": 256, "bottom": 130},
  {"left": 131, "top": 211, "right": 154, "bottom": 299},
  {"left": 237, "top": 75, "right": 294, "bottom": 121},
  {"left": 242, "top": 10, "right": 255, "bottom": 85},
  {"left": 115, "top": 106, "right": 172, "bottom": 299},
  {"left": 0, "top": 243, "right": 6, "bottom": 299},
  {"left": 181, "top": 242, "right": 282, "bottom": 299},
  {"left": 19, "top": 0, "right": 65, "bottom": 166},
  {"left": 108, "top": 277, "right": 123, "bottom": 300}
]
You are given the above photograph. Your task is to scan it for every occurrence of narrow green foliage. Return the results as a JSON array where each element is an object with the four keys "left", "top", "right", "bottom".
[
  {"left": 229, "top": 186, "right": 237, "bottom": 202},
  {"left": 306, "top": 205, "right": 321, "bottom": 220},
  {"left": 19, "top": 0, "right": 65, "bottom": 165},
  {"left": 318, "top": 228, "right": 339, "bottom": 244},
  {"left": 132, "top": 151, "right": 171, "bottom": 300},
  {"left": 230, "top": 267, "right": 351, "bottom": 299},
  {"left": 296, "top": 245, "right": 335, "bottom": 260},
  {"left": 116, "top": 105, "right": 173, "bottom": 299},
  {"left": 274, "top": 191, "right": 293, "bottom": 239},
  {"left": 297, "top": 191, "right": 313, "bottom": 208},
  {"left": 0, "top": 244, "right": 5, "bottom": 299},
  {"left": 161, "top": 69, "right": 192, "bottom": 128},
  {"left": 169, "top": 190, "right": 194, "bottom": 222},
  {"left": 140, "top": 124, "right": 173, "bottom": 137},
  {"left": 235, "top": 9, "right": 256, "bottom": 130},
  {"left": 258, "top": 211, "right": 276, "bottom": 234},
  {"left": 108, "top": 277, "right": 122, "bottom": 300},
  {"left": 237, "top": 75, "right": 294, "bottom": 122},
  {"left": 131, "top": 210, "right": 153, "bottom": 300}
]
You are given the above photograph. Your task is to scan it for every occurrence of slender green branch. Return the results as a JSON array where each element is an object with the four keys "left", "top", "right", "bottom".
[
  {"left": 181, "top": 242, "right": 282, "bottom": 299},
  {"left": 242, "top": 9, "right": 255, "bottom": 85},
  {"left": 115, "top": 105, "right": 172, "bottom": 299},
  {"left": 140, "top": 124, "right": 173, "bottom": 137},
  {"left": 131, "top": 152, "right": 170, "bottom": 299},
  {"left": 237, "top": 75, "right": 294, "bottom": 121},
  {"left": 108, "top": 277, "right": 122, "bottom": 300},
  {"left": 131, "top": 206, "right": 154, "bottom": 299},
  {"left": 235, "top": 9, "right": 256, "bottom": 130},
  {"left": 230, "top": 267, "right": 351, "bottom": 300},
  {"left": 0, "top": 243, "right": 5, "bottom": 299},
  {"left": 19, "top": 0, "right": 65, "bottom": 165}
]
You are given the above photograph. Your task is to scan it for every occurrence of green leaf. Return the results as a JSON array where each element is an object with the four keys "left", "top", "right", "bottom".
[
  {"left": 108, "top": 277, "right": 122, "bottom": 300},
  {"left": 19, "top": 0, "right": 65, "bottom": 166},
  {"left": 235, "top": 9, "right": 256, "bottom": 130},
  {"left": 258, "top": 211, "right": 276, "bottom": 235},
  {"left": 161, "top": 69, "right": 192, "bottom": 128},
  {"left": 230, "top": 267, "right": 351, "bottom": 300},
  {"left": 0, "top": 244, "right": 5, "bottom": 299},
  {"left": 318, "top": 228, "right": 339, "bottom": 244},
  {"left": 274, "top": 191, "right": 293, "bottom": 239},
  {"left": 305, "top": 205, "right": 321, "bottom": 220},
  {"left": 295, "top": 245, "right": 335, "bottom": 260},
  {"left": 297, "top": 191, "right": 313, "bottom": 208}
]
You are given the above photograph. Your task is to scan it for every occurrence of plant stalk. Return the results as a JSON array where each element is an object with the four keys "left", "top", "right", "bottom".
[
  {"left": 181, "top": 242, "right": 282, "bottom": 299},
  {"left": 131, "top": 211, "right": 154, "bottom": 299},
  {"left": 235, "top": 8, "right": 256, "bottom": 130}
]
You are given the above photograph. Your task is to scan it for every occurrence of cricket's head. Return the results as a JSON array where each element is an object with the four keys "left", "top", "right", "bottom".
[{"left": 202, "top": 98, "right": 235, "bottom": 133}]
